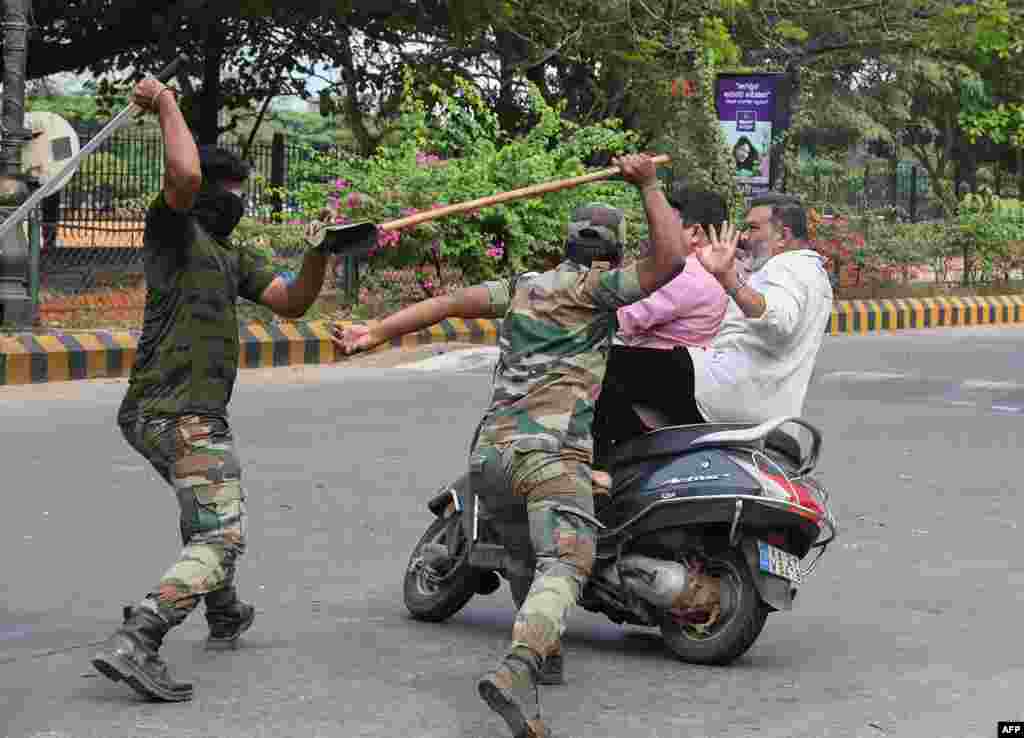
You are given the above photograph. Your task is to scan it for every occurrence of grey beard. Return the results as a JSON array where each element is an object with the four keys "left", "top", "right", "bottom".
[
  {"left": 738, "top": 246, "right": 772, "bottom": 274},
  {"left": 747, "top": 253, "right": 772, "bottom": 273}
]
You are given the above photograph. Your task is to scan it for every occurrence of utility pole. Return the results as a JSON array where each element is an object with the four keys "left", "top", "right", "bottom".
[{"left": 0, "top": 0, "right": 33, "bottom": 327}]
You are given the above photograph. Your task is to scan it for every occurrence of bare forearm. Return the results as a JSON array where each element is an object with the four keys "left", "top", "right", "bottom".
[
  {"left": 283, "top": 250, "right": 329, "bottom": 317},
  {"left": 375, "top": 294, "right": 456, "bottom": 342},
  {"left": 158, "top": 94, "right": 200, "bottom": 189},
  {"left": 638, "top": 185, "right": 687, "bottom": 293}
]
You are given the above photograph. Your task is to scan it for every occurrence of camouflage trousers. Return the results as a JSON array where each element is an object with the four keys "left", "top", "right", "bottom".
[
  {"left": 471, "top": 444, "right": 599, "bottom": 665},
  {"left": 121, "top": 414, "right": 246, "bottom": 627}
]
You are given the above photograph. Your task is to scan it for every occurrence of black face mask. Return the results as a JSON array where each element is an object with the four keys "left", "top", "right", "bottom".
[
  {"left": 192, "top": 186, "right": 244, "bottom": 241},
  {"left": 565, "top": 238, "right": 623, "bottom": 268}
]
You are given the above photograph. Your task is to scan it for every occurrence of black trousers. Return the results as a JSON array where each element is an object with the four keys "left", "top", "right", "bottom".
[{"left": 593, "top": 345, "right": 705, "bottom": 468}]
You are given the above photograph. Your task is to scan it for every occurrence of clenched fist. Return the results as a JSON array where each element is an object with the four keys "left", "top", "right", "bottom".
[
  {"left": 612, "top": 153, "right": 659, "bottom": 190},
  {"left": 133, "top": 78, "right": 174, "bottom": 114}
]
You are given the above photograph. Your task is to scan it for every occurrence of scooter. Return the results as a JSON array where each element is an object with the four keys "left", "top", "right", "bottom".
[{"left": 402, "top": 413, "right": 837, "bottom": 665}]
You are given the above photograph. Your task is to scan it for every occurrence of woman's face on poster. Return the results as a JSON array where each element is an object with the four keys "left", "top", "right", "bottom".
[{"left": 735, "top": 141, "right": 751, "bottom": 164}]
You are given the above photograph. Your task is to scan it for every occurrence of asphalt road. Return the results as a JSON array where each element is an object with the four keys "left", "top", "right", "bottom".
[{"left": 1, "top": 326, "right": 1022, "bottom": 738}]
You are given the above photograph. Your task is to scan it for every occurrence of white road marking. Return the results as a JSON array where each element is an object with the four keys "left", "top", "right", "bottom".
[
  {"left": 398, "top": 347, "right": 500, "bottom": 372},
  {"left": 822, "top": 372, "right": 1024, "bottom": 393},
  {"left": 963, "top": 379, "right": 1024, "bottom": 391},
  {"left": 820, "top": 371, "right": 915, "bottom": 382}
]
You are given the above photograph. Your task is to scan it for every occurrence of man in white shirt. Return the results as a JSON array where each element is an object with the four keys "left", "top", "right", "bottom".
[{"left": 691, "top": 194, "right": 833, "bottom": 424}]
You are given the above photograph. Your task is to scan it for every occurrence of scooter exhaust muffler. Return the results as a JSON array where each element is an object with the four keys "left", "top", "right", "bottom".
[{"left": 612, "top": 554, "right": 733, "bottom": 615}]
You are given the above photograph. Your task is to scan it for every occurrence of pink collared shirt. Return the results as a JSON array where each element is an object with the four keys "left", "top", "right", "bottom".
[{"left": 615, "top": 254, "right": 728, "bottom": 350}]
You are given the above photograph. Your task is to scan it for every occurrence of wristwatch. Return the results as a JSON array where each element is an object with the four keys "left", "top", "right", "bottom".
[{"left": 724, "top": 270, "right": 745, "bottom": 300}]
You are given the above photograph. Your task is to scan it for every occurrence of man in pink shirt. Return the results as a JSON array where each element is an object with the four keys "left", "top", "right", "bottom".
[{"left": 592, "top": 186, "right": 729, "bottom": 467}]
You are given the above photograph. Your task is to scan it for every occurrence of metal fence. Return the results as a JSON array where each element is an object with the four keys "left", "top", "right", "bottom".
[
  {"left": 30, "top": 130, "right": 1003, "bottom": 313},
  {"left": 36, "top": 126, "right": 344, "bottom": 298},
  {"left": 798, "top": 162, "right": 946, "bottom": 223}
]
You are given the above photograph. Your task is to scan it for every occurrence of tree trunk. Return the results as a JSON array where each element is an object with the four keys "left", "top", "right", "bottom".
[
  {"left": 560, "top": 62, "right": 592, "bottom": 124},
  {"left": 495, "top": 30, "right": 525, "bottom": 133},
  {"left": 1, "top": 0, "right": 29, "bottom": 178},
  {"left": 197, "top": 18, "right": 226, "bottom": 146},
  {"left": 1018, "top": 148, "right": 1024, "bottom": 200},
  {"left": 336, "top": 25, "right": 376, "bottom": 156},
  {"left": 243, "top": 94, "right": 275, "bottom": 160},
  {"left": 963, "top": 146, "right": 978, "bottom": 195},
  {"left": 525, "top": 64, "right": 548, "bottom": 102}
]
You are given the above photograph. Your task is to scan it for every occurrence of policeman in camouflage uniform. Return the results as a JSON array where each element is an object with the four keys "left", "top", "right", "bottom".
[
  {"left": 334, "top": 154, "right": 695, "bottom": 737},
  {"left": 91, "top": 75, "right": 336, "bottom": 703}
]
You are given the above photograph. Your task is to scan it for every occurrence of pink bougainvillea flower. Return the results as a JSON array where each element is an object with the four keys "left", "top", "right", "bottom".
[
  {"left": 377, "top": 230, "right": 401, "bottom": 248},
  {"left": 416, "top": 152, "right": 443, "bottom": 166},
  {"left": 334, "top": 178, "right": 350, "bottom": 190},
  {"left": 486, "top": 239, "right": 505, "bottom": 259}
]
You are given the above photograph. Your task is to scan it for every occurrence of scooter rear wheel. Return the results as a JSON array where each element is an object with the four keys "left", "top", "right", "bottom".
[
  {"left": 659, "top": 549, "right": 768, "bottom": 666},
  {"left": 403, "top": 514, "right": 478, "bottom": 622}
]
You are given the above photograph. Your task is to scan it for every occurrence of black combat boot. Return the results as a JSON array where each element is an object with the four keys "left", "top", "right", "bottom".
[
  {"left": 478, "top": 651, "right": 547, "bottom": 737},
  {"left": 537, "top": 652, "right": 564, "bottom": 686},
  {"left": 204, "top": 586, "right": 255, "bottom": 650},
  {"left": 91, "top": 606, "right": 193, "bottom": 702}
]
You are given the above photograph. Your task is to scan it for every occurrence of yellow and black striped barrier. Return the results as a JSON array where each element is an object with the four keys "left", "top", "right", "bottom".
[
  {"left": 0, "top": 318, "right": 502, "bottom": 386},
  {"left": 1, "top": 297, "right": 1022, "bottom": 386},
  {"left": 827, "top": 296, "right": 1024, "bottom": 334}
]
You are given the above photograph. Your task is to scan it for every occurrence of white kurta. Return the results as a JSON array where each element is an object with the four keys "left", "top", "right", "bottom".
[{"left": 687, "top": 249, "right": 833, "bottom": 423}]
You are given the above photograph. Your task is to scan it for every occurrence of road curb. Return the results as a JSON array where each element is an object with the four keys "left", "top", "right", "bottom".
[
  {"left": 829, "top": 295, "right": 1024, "bottom": 334},
  {"left": 0, "top": 318, "right": 501, "bottom": 386},
  {"left": 2, "top": 296, "right": 1023, "bottom": 386}
]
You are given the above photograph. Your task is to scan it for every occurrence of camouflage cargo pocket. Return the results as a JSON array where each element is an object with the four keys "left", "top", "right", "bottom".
[{"left": 170, "top": 416, "right": 245, "bottom": 548}]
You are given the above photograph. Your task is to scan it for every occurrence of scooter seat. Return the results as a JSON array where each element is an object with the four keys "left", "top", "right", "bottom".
[{"left": 607, "top": 422, "right": 804, "bottom": 470}]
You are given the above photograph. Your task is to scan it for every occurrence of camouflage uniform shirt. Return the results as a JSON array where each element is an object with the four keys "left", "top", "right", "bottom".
[
  {"left": 118, "top": 193, "right": 278, "bottom": 425},
  {"left": 476, "top": 260, "right": 647, "bottom": 460}
]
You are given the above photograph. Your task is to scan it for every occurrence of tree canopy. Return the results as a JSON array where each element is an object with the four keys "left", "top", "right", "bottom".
[{"left": 11, "top": 0, "right": 1024, "bottom": 198}]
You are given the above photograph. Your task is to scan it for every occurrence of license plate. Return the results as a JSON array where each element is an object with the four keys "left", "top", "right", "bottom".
[{"left": 758, "top": 540, "right": 802, "bottom": 584}]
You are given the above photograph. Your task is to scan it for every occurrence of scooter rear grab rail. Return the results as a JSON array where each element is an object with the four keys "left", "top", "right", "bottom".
[{"left": 687, "top": 416, "right": 822, "bottom": 477}]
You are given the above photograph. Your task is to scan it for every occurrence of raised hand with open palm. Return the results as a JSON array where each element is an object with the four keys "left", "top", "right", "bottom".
[{"left": 695, "top": 222, "right": 742, "bottom": 278}]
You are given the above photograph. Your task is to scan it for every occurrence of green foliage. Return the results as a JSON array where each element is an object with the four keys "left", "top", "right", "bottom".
[
  {"left": 773, "top": 19, "right": 809, "bottom": 44},
  {"left": 956, "top": 191, "right": 1024, "bottom": 282},
  {"left": 960, "top": 102, "right": 1024, "bottom": 147},
  {"left": 26, "top": 92, "right": 138, "bottom": 126},
  {"left": 272, "top": 71, "right": 646, "bottom": 288},
  {"left": 864, "top": 217, "right": 936, "bottom": 283},
  {"left": 699, "top": 16, "right": 743, "bottom": 66},
  {"left": 655, "top": 42, "right": 741, "bottom": 216}
]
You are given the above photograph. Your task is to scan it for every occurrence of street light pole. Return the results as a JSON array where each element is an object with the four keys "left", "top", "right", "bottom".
[{"left": 0, "top": 0, "right": 33, "bottom": 327}]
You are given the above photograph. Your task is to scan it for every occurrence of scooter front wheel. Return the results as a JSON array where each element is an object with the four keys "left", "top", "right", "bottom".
[
  {"left": 659, "top": 549, "right": 768, "bottom": 666},
  {"left": 403, "top": 514, "right": 478, "bottom": 622}
]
